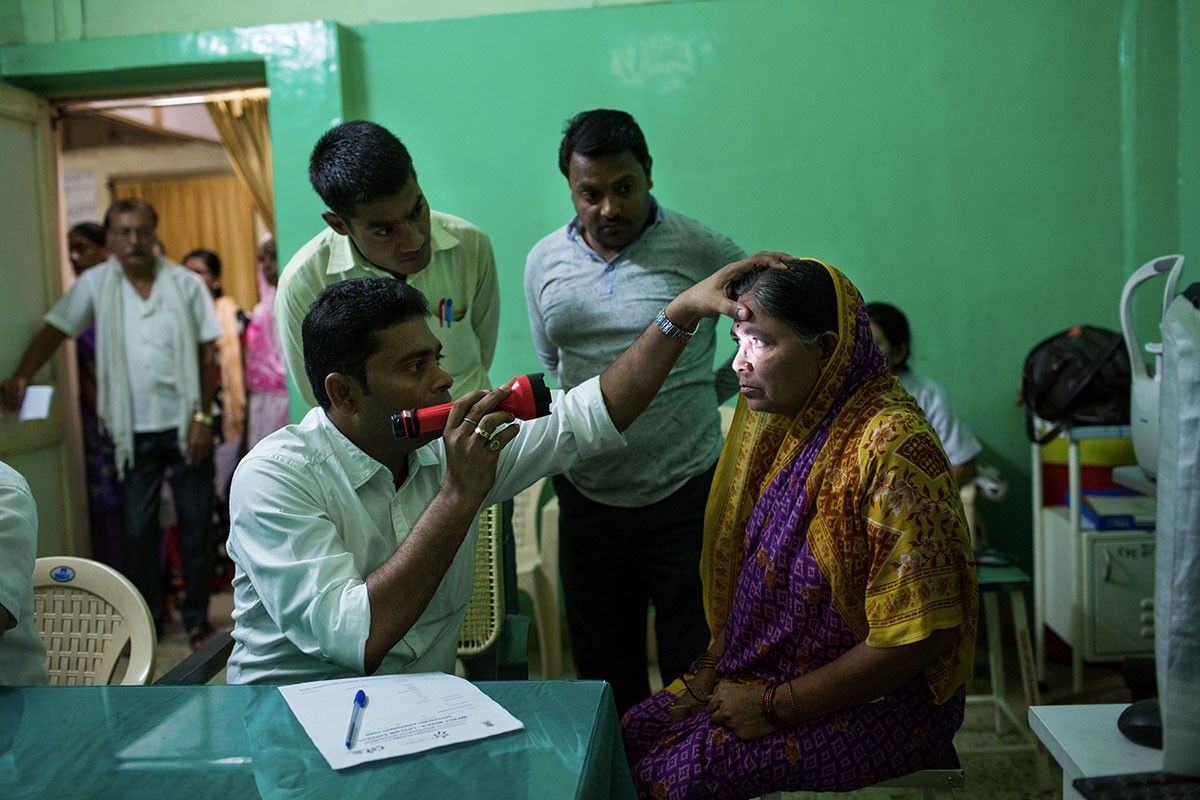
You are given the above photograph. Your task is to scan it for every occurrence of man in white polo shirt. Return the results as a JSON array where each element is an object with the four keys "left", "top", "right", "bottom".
[{"left": 276, "top": 120, "right": 500, "bottom": 410}]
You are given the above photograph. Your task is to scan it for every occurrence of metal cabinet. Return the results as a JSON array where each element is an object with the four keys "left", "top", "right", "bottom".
[
  {"left": 1042, "top": 506, "right": 1155, "bottom": 661},
  {"left": 1031, "top": 423, "right": 1156, "bottom": 694}
]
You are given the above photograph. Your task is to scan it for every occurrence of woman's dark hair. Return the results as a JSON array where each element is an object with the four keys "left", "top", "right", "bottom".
[
  {"left": 69, "top": 222, "right": 106, "bottom": 246},
  {"left": 309, "top": 120, "right": 417, "bottom": 220},
  {"left": 865, "top": 301, "right": 911, "bottom": 369},
  {"left": 302, "top": 277, "right": 431, "bottom": 409},
  {"left": 558, "top": 109, "right": 651, "bottom": 177},
  {"left": 182, "top": 248, "right": 222, "bottom": 279},
  {"left": 732, "top": 259, "right": 838, "bottom": 339}
]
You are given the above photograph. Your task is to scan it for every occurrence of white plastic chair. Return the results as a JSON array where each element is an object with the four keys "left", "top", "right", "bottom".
[
  {"left": 32, "top": 556, "right": 158, "bottom": 685},
  {"left": 719, "top": 403, "right": 736, "bottom": 437},
  {"left": 512, "top": 478, "right": 562, "bottom": 678}
]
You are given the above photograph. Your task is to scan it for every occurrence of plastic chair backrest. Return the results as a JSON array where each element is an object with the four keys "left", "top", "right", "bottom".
[
  {"left": 719, "top": 404, "right": 736, "bottom": 437},
  {"left": 32, "top": 556, "right": 157, "bottom": 685},
  {"left": 959, "top": 483, "right": 979, "bottom": 551},
  {"left": 512, "top": 478, "right": 547, "bottom": 572},
  {"left": 457, "top": 504, "right": 504, "bottom": 658}
]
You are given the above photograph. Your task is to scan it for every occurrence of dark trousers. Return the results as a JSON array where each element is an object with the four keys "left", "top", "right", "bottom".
[
  {"left": 121, "top": 429, "right": 214, "bottom": 630},
  {"left": 554, "top": 464, "right": 715, "bottom": 715}
]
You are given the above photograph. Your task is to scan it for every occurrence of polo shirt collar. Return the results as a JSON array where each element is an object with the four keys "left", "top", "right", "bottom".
[
  {"left": 565, "top": 196, "right": 662, "bottom": 263},
  {"left": 325, "top": 212, "right": 459, "bottom": 277}
]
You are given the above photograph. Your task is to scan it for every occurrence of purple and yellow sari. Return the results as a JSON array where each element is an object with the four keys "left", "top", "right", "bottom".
[{"left": 622, "top": 261, "right": 978, "bottom": 799}]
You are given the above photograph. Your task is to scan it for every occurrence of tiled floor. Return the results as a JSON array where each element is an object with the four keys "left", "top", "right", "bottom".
[{"left": 151, "top": 587, "right": 234, "bottom": 683}]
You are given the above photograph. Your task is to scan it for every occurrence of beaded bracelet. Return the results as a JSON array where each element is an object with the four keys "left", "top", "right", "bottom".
[
  {"left": 783, "top": 680, "right": 798, "bottom": 721},
  {"left": 761, "top": 684, "right": 787, "bottom": 729}
]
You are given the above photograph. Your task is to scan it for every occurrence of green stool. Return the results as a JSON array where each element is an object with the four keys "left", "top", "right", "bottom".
[{"left": 963, "top": 564, "right": 1049, "bottom": 784}]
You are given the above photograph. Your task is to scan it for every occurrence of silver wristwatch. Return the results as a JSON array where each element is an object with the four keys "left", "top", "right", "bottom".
[{"left": 655, "top": 307, "right": 696, "bottom": 343}]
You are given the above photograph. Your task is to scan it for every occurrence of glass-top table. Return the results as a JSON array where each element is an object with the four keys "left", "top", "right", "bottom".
[{"left": 0, "top": 680, "right": 636, "bottom": 800}]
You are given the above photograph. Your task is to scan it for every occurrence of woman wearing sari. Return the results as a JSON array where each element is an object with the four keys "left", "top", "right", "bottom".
[
  {"left": 622, "top": 258, "right": 978, "bottom": 799},
  {"left": 69, "top": 222, "right": 123, "bottom": 569},
  {"left": 243, "top": 235, "right": 289, "bottom": 449}
]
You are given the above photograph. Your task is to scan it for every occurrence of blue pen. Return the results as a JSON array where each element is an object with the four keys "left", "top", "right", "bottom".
[{"left": 345, "top": 689, "right": 367, "bottom": 749}]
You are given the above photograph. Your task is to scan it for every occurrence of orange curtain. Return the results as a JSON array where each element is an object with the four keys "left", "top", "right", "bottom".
[
  {"left": 111, "top": 172, "right": 259, "bottom": 312},
  {"left": 205, "top": 95, "right": 274, "bottom": 232}
]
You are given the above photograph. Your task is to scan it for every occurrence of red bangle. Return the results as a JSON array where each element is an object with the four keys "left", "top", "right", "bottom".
[{"left": 761, "top": 684, "right": 787, "bottom": 729}]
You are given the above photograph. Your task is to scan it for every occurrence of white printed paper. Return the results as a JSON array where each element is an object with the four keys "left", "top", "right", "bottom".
[
  {"left": 277, "top": 672, "right": 524, "bottom": 770},
  {"left": 18, "top": 385, "right": 53, "bottom": 421}
]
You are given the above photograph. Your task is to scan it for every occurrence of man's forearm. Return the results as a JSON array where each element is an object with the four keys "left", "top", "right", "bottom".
[
  {"left": 2, "top": 324, "right": 68, "bottom": 410},
  {"left": 12, "top": 324, "right": 68, "bottom": 381},
  {"left": 598, "top": 319, "right": 689, "bottom": 432},
  {"left": 197, "top": 342, "right": 217, "bottom": 411}
]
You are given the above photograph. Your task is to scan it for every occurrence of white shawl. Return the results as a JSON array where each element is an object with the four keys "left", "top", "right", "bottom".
[{"left": 94, "top": 258, "right": 202, "bottom": 478}]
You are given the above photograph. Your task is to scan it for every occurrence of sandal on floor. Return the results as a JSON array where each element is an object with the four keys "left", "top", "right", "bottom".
[{"left": 188, "top": 623, "right": 216, "bottom": 650}]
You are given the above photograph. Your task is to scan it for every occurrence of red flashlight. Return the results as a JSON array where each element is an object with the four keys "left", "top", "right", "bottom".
[{"left": 391, "top": 373, "right": 552, "bottom": 439}]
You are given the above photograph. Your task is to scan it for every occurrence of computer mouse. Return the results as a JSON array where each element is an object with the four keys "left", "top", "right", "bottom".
[{"left": 1117, "top": 698, "right": 1163, "bottom": 749}]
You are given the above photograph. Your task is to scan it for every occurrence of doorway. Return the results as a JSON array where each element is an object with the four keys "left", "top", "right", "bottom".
[
  {"left": 0, "top": 21, "right": 347, "bottom": 560},
  {"left": 56, "top": 88, "right": 272, "bottom": 312}
]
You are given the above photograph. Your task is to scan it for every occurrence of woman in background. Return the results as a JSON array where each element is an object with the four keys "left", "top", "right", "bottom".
[
  {"left": 182, "top": 248, "right": 248, "bottom": 475},
  {"left": 866, "top": 302, "right": 980, "bottom": 488},
  {"left": 68, "top": 221, "right": 123, "bottom": 568},
  {"left": 622, "top": 259, "right": 977, "bottom": 799},
  {"left": 243, "top": 235, "right": 288, "bottom": 448},
  {"left": 183, "top": 248, "right": 247, "bottom": 593}
]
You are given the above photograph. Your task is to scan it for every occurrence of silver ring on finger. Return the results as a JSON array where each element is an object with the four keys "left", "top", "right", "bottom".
[
  {"left": 474, "top": 425, "right": 493, "bottom": 441},
  {"left": 463, "top": 417, "right": 480, "bottom": 428}
]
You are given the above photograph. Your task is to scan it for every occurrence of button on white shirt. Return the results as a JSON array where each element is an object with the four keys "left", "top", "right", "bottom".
[
  {"left": 122, "top": 278, "right": 188, "bottom": 431},
  {"left": 226, "top": 377, "right": 622, "bottom": 685}
]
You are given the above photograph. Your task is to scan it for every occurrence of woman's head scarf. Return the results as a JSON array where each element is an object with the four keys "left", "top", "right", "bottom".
[{"left": 701, "top": 259, "right": 977, "bottom": 702}]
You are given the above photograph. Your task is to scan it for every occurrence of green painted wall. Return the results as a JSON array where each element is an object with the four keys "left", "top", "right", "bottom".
[
  {"left": 1, "top": 0, "right": 1194, "bottom": 570},
  {"left": 0, "top": 0, "right": 675, "bottom": 45}
]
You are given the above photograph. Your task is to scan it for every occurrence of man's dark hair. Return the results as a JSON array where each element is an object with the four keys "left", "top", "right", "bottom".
[
  {"left": 302, "top": 277, "right": 431, "bottom": 409},
  {"left": 558, "top": 109, "right": 651, "bottom": 177},
  {"left": 865, "top": 301, "right": 912, "bottom": 369},
  {"left": 182, "top": 248, "right": 222, "bottom": 279},
  {"left": 69, "top": 222, "right": 106, "bottom": 246},
  {"left": 309, "top": 121, "right": 417, "bottom": 220},
  {"left": 103, "top": 199, "right": 158, "bottom": 230},
  {"left": 732, "top": 259, "right": 839, "bottom": 340}
]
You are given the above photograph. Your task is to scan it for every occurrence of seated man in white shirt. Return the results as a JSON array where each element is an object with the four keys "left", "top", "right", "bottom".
[
  {"left": 0, "top": 460, "right": 49, "bottom": 686},
  {"left": 227, "top": 256, "right": 780, "bottom": 684}
]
